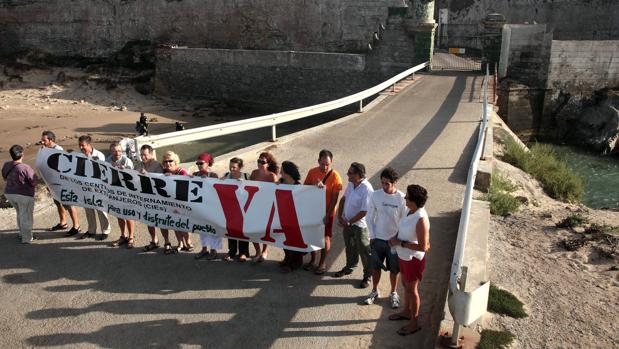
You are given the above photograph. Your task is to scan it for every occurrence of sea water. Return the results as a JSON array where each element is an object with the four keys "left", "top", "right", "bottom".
[{"left": 551, "top": 144, "right": 619, "bottom": 209}]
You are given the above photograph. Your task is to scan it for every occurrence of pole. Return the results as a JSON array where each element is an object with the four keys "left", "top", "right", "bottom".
[{"left": 271, "top": 125, "right": 277, "bottom": 141}]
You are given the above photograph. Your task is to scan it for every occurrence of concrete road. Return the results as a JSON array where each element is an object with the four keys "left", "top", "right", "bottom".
[{"left": 0, "top": 71, "right": 483, "bottom": 349}]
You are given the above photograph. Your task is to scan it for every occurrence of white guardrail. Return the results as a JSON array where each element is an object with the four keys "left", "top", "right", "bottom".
[
  {"left": 447, "top": 67, "right": 491, "bottom": 340},
  {"left": 133, "top": 61, "right": 429, "bottom": 151}
]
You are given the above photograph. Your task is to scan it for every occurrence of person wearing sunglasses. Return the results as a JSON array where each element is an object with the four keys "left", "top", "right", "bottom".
[
  {"left": 249, "top": 151, "right": 279, "bottom": 262},
  {"left": 161, "top": 151, "right": 191, "bottom": 255},
  {"left": 221, "top": 157, "right": 251, "bottom": 262},
  {"left": 388, "top": 184, "right": 430, "bottom": 336},
  {"left": 193, "top": 152, "right": 221, "bottom": 261},
  {"left": 334, "top": 162, "right": 374, "bottom": 289}
]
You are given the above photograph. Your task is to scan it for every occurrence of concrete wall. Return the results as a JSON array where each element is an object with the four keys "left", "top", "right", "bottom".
[
  {"left": 499, "top": 24, "right": 552, "bottom": 87},
  {"left": 547, "top": 40, "right": 619, "bottom": 93},
  {"left": 155, "top": 48, "right": 385, "bottom": 108},
  {"left": 437, "top": 0, "right": 619, "bottom": 40},
  {"left": 0, "top": 0, "right": 408, "bottom": 57}
]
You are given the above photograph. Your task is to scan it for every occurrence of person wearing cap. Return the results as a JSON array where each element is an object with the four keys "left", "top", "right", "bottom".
[
  {"left": 193, "top": 152, "right": 221, "bottom": 260},
  {"left": 334, "top": 162, "right": 374, "bottom": 289},
  {"left": 2, "top": 145, "right": 37, "bottom": 244},
  {"left": 278, "top": 161, "right": 304, "bottom": 273}
]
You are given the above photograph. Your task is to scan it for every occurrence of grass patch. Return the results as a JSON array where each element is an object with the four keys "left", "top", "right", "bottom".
[
  {"left": 502, "top": 139, "right": 584, "bottom": 203},
  {"left": 481, "top": 172, "right": 520, "bottom": 216},
  {"left": 488, "top": 284, "right": 527, "bottom": 318},
  {"left": 556, "top": 213, "right": 589, "bottom": 228},
  {"left": 478, "top": 329, "right": 515, "bottom": 349}
]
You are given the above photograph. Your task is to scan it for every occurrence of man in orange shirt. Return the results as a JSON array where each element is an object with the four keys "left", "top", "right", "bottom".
[{"left": 303, "top": 149, "right": 343, "bottom": 275}]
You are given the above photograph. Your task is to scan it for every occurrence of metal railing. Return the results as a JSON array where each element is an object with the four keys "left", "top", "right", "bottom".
[
  {"left": 447, "top": 67, "right": 491, "bottom": 344},
  {"left": 133, "top": 62, "right": 429, "bottom": 151}
]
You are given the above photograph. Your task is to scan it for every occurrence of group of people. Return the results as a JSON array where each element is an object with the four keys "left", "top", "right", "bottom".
[{"left": 2, "top": 130, "right": 431, "bottom": 336}]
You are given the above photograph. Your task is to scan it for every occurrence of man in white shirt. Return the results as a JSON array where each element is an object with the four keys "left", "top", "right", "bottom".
[
  {"left": 363, "top": 167, "right": 406, "bottom": 307},
  {"left": 334, "top": 162, "right": 374, "bottom": 288},
  {"left": 77, "top": 135, "right": 110, "bottom": 240}
]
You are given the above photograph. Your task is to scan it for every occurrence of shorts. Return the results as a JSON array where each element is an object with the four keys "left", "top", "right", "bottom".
[
  {"left": 324, "top": 215, "right": 334, "bottom": 237},
  {"left": 370, "top": 239, "right": 400, "bottom": 273},
  {"left": 399, "top": 257, "right": 426, "bottom": 283}
]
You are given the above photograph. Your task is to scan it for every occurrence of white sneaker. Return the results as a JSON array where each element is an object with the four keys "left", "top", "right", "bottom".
[
  {"left": 363, "top": 290, "right": 380, "bottom": 305},
  {"left": 389, "top": 292, "right": 401, "bottom": 308}
]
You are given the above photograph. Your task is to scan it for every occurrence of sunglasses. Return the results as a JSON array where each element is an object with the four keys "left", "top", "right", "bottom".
[
  {"left": 257, "top": 159, "right": 267, "bottom": 164},
  {"left": 347, "top": 171, "right": 357, "bottom": 176},
  {"left": 163, "top": 160, "right": 174, "bottom": 164},
  {"left": 196, "top": 161, "right": 206, "bottom": 166}
]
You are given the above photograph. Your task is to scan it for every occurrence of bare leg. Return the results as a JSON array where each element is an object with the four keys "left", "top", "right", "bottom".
[
  {"left": 389, "top": 272, "right": 400, "bottom": 294},
  {"left": 252, "top": 242, "right": 261, "bottom": 257},
  {"left": 118, "top": 219, "right": 127, "bottom": 238},
  {"left": 408, "top": 279, "right": 421, "bottom": 329},
  {"left": 55, "top": 201, "right": 67, "bottom": 226},
  {"left": 161, "top": 229, "right": 170, "bottom": 245},
  {"left": 317, "top": 235, "right": 331, "bottom": 270},
  {"left": 261, "top": 244, "right": 268, "bottom": 258},
  {"left": 127, "top": 220, "right": 135, "bottom": 240},
  {"left": 371, "top": 269, "right": 382, "bottom": 291},
  {"left": 68, "top": 206, "right": 80, "bottom": 228},
  {"left": 148, "top": 226, "right": 158, "bottom": 244}
]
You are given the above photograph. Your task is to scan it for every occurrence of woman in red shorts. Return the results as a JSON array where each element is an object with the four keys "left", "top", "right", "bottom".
[{"left": 389, "top": 184, "right": 430, "bottom": 336}]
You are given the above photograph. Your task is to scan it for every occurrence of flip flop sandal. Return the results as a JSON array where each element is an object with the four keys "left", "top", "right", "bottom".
[
  {"left": 112, "top": 236, "right": 128, "bottom": 247},
  {"left": 388, "top": 313, "right": 412, "bottom": 321},
  {"left": 49, "top": 223, "right": 68, "bottom": 231},
  {"left": 163, "top": 243, "right": 173, "bottom": 255},
  {"left": 302, "top": 263, "right": 315, "bottom": 271},
  {"left": 397, "top": 326, "right": 421, "bottom": 336},
  {"left": 127, "top": 238, "right": 135, "bottom": 249},
  {"left": 182, "top": 244, "right": 195, "bottom": 252},
  {"left": 143, "top": 242, "right": 159, "bottom": 252},
  {"left": 314, "top": 266, "right": 327, "bottom": 275}
]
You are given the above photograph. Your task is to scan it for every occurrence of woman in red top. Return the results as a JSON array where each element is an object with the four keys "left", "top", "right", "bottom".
[
  {"left": 249, "top": 151, "right": 278, "bottom": 262},
  {"left": 161, "top": 150, "right": 192, "bottom": 255}
]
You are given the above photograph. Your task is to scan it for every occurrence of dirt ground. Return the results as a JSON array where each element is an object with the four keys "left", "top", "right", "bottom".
[
  {"left": 483, "top": 125, "right": 619, "bottom": 349},
  {"left": 0, "top": 65, "right": 246, "bottom": 182}
]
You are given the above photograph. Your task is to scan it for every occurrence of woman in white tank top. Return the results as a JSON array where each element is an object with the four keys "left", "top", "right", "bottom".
[{"left": 388, "top": 184, "right": 430, "bottom": 336}]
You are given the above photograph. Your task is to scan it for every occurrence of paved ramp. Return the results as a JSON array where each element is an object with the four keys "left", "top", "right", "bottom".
[{"left": 0, "top": 71, "right": 483, "bottom": 348}]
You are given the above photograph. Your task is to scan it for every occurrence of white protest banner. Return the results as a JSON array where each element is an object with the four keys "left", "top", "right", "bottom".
[{"left": 36, "top": 148, "right": 325, "bottom": 252}]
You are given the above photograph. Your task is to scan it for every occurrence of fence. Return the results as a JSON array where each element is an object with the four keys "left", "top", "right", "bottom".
[{"left": 133, "top": 62, "right": 429, "bottom": 152}]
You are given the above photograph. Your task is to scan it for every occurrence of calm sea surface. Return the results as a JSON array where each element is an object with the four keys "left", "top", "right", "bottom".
[{"left": 551, "top": 144, "right": 619, "bottom": 209}]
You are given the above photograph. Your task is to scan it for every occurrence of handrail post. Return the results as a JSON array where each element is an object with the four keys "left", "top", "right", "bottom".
[
  {"left": 271, "top": 124, "right": 277, "bottom": 142},
  {"left": 358, "top": 100, "right": 364, "bottom": 113},
  {"left": 450, "top": 266, "right": 468, "bottom": 348}
]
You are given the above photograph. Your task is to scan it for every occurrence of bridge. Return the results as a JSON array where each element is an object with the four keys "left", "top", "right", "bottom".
[{"left": 0, "top": 67, "right": 490, "bottom": 348}]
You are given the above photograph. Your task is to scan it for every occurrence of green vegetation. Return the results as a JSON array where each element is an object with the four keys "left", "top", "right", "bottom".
[
  {"left": 556, "top": 214, "right": 589, "bottom": 228},
  {"left": 478, "top": 329, "right": 515, "bottom": 349},
  {"left": 488, "top": 284, "right": 528, "bottom": 318},
  {"left": 502, "top": 138, "right": 584, "bottom": 203},
  {"left": 481, "top": 171, "right": 520, "bottom": 216}
]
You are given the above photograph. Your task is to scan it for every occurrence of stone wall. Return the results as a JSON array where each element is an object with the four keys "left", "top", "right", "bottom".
[
  {"left": 155, "top": 48, "right": 385, "bottom": 108},
  {"left": 0, "top": 0, "right": 407, "bottom": 57},
  {"left": 546, "top": 40, "right": 619, "bottom": 93},
  {"left": 437, "top": 0, "right": 619, "bottom": 40}
]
